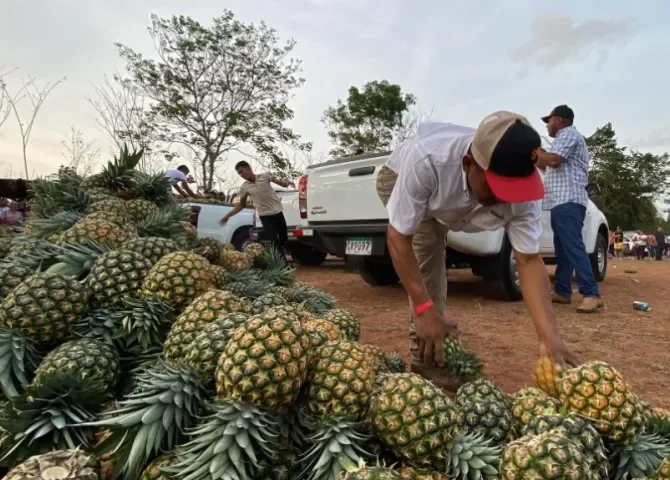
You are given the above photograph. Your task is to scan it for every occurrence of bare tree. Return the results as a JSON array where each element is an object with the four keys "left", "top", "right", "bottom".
[
  {"left": 1, "top": 74, "right": 66, "bottom": 178},
  {"left": 391, "top": 105, "right": 435, "bottom": 148},
  {"left": 61, "top": 126, "right": 101, "bottom": 176},
  {"left": 0, "top": 66, "right": 17, "bottom": 132},
  {"left": 87, "top": 73, "right": 164, "bottom": 173}
]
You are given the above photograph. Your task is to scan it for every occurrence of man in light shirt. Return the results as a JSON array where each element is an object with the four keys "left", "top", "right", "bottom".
[
  {"left": 377, "top": 111, "right": 579, "bottom": 389},
  {"left": 165, "top": 165, "right": 196, "bottom": 198}
]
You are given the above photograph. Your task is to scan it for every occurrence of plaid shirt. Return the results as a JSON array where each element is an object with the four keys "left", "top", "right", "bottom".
[{"left": 542, "top": 125, "right": 589, "bottom": 210}]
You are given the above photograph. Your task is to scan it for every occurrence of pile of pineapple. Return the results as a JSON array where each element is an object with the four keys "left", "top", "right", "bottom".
[{"left": 0, "top": 148, "right": 669, "bottom": 480}]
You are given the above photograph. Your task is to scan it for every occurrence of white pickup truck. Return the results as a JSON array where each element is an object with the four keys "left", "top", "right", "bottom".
[
  {"left": 182, "top": 201, "right": 255, "bottom": 250},
  {"left": 299, "top": 151, "right": 610, "bottom": 301}
]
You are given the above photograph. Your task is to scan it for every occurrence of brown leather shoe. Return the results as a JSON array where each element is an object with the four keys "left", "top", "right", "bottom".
[
  {"left": 576, "top": 296, "right": 604, "bottom": 313},
  {"left": 410, "top": 363, "right": 463, "bottom": 392},
  {"left": 551, "top": 293, "right": 571, "bottom": 304}
]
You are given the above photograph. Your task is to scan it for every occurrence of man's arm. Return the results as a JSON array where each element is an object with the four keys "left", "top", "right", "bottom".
[
  {"left": 271, "top": 176, "right": 295, "bottom": 188},
  {"left": 172, "top": 183, "right": 189, "bottom": 198},
  {"left": 536, "top": 151, "right": 565, "bottom": 169},
  {"left": 180, "top": 180, "right": 197, "bottom": 197},
  {"left": 387, "top": 226, "right": 431, "bottom": 307},
  {"left": 536, "top": 128, "right": 579, "bottom": 168},
  {"left": 219, "top": 194, "right": 248, "bottom": 225}
]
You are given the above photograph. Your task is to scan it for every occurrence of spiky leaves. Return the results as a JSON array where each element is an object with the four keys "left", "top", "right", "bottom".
[
  {"left": 91, "top": 359, "right": 209, "bottom": 480},
  {"left": 613, "top": 433, "right": 670, "bottom": 480}
]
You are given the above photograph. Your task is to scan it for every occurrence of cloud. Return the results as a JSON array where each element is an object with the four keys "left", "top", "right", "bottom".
[
  {"left": 630, "top": 125, "right": 670, "bottom": 151},
  {"left": 511, "top": 11, "right": 635, "bottom": 70}
]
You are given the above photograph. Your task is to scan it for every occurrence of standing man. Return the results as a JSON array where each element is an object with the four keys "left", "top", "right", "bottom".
[
  {"left": 377, "top": 111, "right": 580, "bottom": 389},
  {"left": 165, "top": 165, "right": 196, "bottom": 198},
  {"left": 658, "top": 227, "right": 668, "bottom": 260},
  {"left": 219, "top": 161, "right": 295, "bottom": 255},
  {"left": 536, "top": 105, "right": 604, "bottom": 313}
]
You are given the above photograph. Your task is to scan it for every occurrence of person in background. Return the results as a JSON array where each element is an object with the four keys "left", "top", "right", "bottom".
[
  {"left": 654, "top": 226, "right": 666, "bottom": 261},
  {"left": 631, "top": 230, "right": 647, "bottom": 260},
  {"left": 608, "top": 231, "right": 615, "bottom": 258},
  {"left": 536, "top": 105, "right": 604, "bottom": 313},
  {"left": 648, "top": 232, "right": 657, "bottom": 260},
  {"left": 0, "top": 198, "right": 8, "bottom": 214},
  {"left": 219, "top": 161, "right": 295, "bottom": 257},
  {"left": 165, "top": 165, "right": 196, "bottom": 198},
  {"left": 613, "top": 229, "right": 624, "bottom": 259},
  {"left": 0, "top": 202, "right": 24, "bottom": 226}
]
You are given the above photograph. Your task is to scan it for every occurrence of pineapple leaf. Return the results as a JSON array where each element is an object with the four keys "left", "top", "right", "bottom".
[{"left": 0, "top": 329, "right": 42, "bottom": 398}]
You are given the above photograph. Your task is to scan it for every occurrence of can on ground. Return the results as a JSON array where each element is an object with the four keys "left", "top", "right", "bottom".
[{"left": 633, "top": 301, "right": 651, "bottom": 312}]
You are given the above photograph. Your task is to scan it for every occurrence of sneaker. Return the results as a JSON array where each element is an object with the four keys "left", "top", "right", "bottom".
[
  {"left": 576, "top": 296, "right": 604, "bottom": 313},
  {"left": 551, "top": 293, "right": 571, "bottom": 304},
  {"left": 410, "top": 362, "right": 463, "bottom": 392}
]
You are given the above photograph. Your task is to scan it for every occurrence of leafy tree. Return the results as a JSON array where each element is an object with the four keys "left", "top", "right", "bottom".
[
  {"left": 586, "top": 122, "right": 670, "bottom": 230},
  {"left": 116, "top": 11, "right": 310, "bottom": 190},
  {"left": 323, "top": 80, "right": 416, "bottom": 157}
]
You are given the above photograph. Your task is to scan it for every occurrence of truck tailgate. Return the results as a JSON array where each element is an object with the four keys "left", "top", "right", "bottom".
[{"left": 306, "top": 153, "right": 389, "bottom": 223}]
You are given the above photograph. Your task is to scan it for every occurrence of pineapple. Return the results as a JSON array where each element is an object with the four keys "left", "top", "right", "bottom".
[
  {"left": 196, "top": 236, "right": 224, "bottom": 264},
  {"left": 121, "top": 236, "right": 179, "bottom": 264},
  {"left": 163, "top": 289, "right": 251, "bottom": 361},
  {"left": 0, "top": 273, "right": 89, "bottom": 397},
  {"left": 371, "top": 373, "right": 456, "bottom": 469},
  {"left": 510, "top": 387, "right": 561, "bottom": 436},
  {"left": 441, "top": 336, "right": 484, "bottom": 383},
  {"left": 85, "top": 210, "right": 129, "bottom": 227},
  {"left": 125, "top": 198, "right": 159, "bottom": 220},
  {"left": 398, "top": 466, "right": 451, "bottom": 479},
  {"left": 321, "top": 308, "right": 360, "bottom": 340},
  {"left": 361, "top": 343, "right": 391, "bottom": 374},
  {"left": 210, "top": 264, "right": 228, "bottom": 288},
  {"left": 455, "top": 398, "right": 513, "bottom": 445},
  {"left": 87, "top": 197, "right": 130, "bottom": 218},
  {"left": 522, "top": 414, "right": 608, "bottom": 478},
  {"left": 304, "top": 319, "right": 342, "bottom": 341},
  {"left": 83, "top": 145, "right": 142, "bottom": 198},
  {"left": 243, "top": 241, "right": 266, "bottom": 260},
  {"left": 286, "top": 282, "right": 336, "bottom": 315},
  {"left": 141, "top": 251, "right": 214, "bottom": 310},
  {"left": 167, "top": 308, "right": 311, "bottom": 480},
  {"left": 558, "top": 361, "right": 644, "bottom": 444},
  {"left": 0, "top": 264, "right": 34, "bottom": 301},
  {"left": 86, "top": 250, "right": 153, "bottom": 308},
  {"left": 456, "top": 379, "right": 507, "bottom": 405},
  {"left": 340, "top": 459, "right": 402, "bottom": 479},
  {"left": 385, "top": 352, "right": 406, "bottom": 373},
  {"left": 140, "top": 454, "right": 176, "bottom": 480},
  {"left": 221, "top": 249, "right": 253, "bottom": 271},
  {"left": 250, "top": 292, "right": 288, "bottom": 314},
  {"left": 533, "top": 355, "right": 562, "bottom": 398},
  {"left": 4, "top": 449, "right": 101, "bottom": 480},
  {"left": 500, "top": 430, "right": 594, "bottom": 479},
  {"left": 223, "top": 279, "right": 272, "bottom": 299},
  {"left": 59, "top": 218, "right": 137, "bottom": 248},
  {"left": 130, "top": 171, "right": 174, "bottom": 208}
]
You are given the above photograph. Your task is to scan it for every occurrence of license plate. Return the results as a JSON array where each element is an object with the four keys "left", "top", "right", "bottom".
[{"left": 345, "top": 237, "right": 373, "bottom": 256}]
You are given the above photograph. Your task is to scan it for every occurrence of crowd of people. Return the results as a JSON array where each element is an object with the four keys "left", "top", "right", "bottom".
[
  {"left": 0, "top": 198, "right": 29, "bottom": 226},
  {"left": 610, "top": 227, "right": 669, "bottom": 260}
]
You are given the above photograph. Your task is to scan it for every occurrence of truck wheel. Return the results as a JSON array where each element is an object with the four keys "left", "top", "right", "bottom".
[
  {"left": 231, "top": 228, "right": 251, "bottom": 251},
  {"left": 590, "top": 233, "right": 607, "bottom": 282},
  {"left": 358, "top": 259, "right": 399, "bottom": 286},
  {"left": 486, "top": 236, "right": 522, "bottom": 302},
  {"left": 290, "top": 244, "right": 327, "bottom": 266}
]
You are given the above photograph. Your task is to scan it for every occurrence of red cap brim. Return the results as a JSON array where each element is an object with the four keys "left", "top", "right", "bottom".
[{"left": 485, "top": 169, "right": 544, "bottom": 203}]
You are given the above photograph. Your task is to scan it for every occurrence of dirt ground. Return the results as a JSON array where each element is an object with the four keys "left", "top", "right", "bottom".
[{"left": 295, "top": 257, "right": 670, "bottom": 408}]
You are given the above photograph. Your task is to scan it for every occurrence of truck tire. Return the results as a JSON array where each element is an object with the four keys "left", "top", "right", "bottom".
[
  {"left": 231, "top": 228, "right": 251, "bottom": 251},
  {"left": 486, "top": 235, "right": 522, "bottom": 302},
  {"left": 590, "top": 232, "right": 607, "bottom": 282},
  {"left": 290, "top": 244, "right": 327, "bottom": 266},
  {"left": 358, "top": 259, "right": 399, "bottom": 286}
]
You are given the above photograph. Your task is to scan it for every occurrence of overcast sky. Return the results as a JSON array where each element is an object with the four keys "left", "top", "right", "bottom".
[{"left": 0, "top": 0, "right": 668, "bottom": 185}]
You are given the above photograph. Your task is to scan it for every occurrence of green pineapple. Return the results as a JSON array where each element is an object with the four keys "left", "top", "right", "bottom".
[
  {"left": 250, "top": 292, "right": 288, "bottom": 314},
  {"left": 125, "top": 198, "right": 159, "bottom": 221},
  {"left": 0, "top": 264, "right": 34, "bottom": 301},
  {"left": 87, "top": 197, "right": 130, "bottom": 219},
  {"left": 86, "top": 250, "right": 152, "bottom": 308},
  {"left": 385, "top": 352, "right": 406, "bottom": 373},
  {"left": 510, "top": 387, "right": 561, "bottom": 436},
  {"left": 195, "top": 236, "right": 224, "bottom": 264},
  {"left": 210, "top": 264, "right": 228, "bottom": 288},
  {"left": 321, "top": 308, "right": 360, "bottom": 340},
  {"left": 456, "top": 378, "right": 507, "bottom": 405},
  {"left": 121, "top": 236, "right": 179, "bottom": 264},
  {"left": 455, "top": 398, "right": 513, "bottom": 445},
  {"left": 59, "top": 218, "right": 137, "bottom": 248}
]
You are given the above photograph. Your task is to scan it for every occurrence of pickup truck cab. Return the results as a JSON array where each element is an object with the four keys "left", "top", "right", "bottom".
[
  {"left": 300, "top": 151, "right": 609, "bottom": 301},
  {"left": 182, "top": 200, "right": 255, "bottom": 250},
  {"left": 249, "top": 190, "right": 328, "bottom": 265}
]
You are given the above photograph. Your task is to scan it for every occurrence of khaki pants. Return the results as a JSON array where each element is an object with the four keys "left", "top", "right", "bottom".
[{"left": 376, "top": 166, "right": 448, "bottom": 364}]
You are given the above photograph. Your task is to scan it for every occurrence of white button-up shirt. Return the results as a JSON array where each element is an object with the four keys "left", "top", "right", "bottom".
[{"left": 386, "top": 122, "right": 543, "bottom": 255}]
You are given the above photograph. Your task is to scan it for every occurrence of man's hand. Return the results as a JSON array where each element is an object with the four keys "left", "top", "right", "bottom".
[
  {"left": 540, "top": 339, "right": 581, "bottom": 371},
  {"left": 416, "top": 307, "right": 458, "bottom": 367},
  {"left": 219, "top": 217, "right": 228, "bottom": 226}
]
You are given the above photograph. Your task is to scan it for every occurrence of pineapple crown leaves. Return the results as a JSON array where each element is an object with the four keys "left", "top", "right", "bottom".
[
  {"left": 0, "top": 373, "right": 104, "bottom": 466},
  {"left": 612, "top": 433, "right": 670, "bottom": 480},
  {"left": 104, "top": 296, "right": 174, "bottom": 352},
  {"left": 29, "top": 175, "right": 89, "bottom": 218},
  {"left": 645, "top": 416, "right": 670, "bottom": 442},
  {"left": 24, "top": 211, "right": 84, "bottom": 238},
  {"left": 289, "top": 284, "right": 336, "bottom": 316},
  {"left": 130, "top": 171, "right": 173, "bottom": 207},
  {"left": 445, "top": 431, "right": 502, "bottom": 479},
  {"left": 84, "top": 358, "right": 209, "bottom": 479},
  {"left": 0, "top": 329, "right": 42, "bottom": 399},
  {"left": 442, "top": 349, "right": 484, "bottom": 383},
  {"left": 164, "top": 399, "right": 282, "bottom": 480},
  {"left": 224, "top": 268, "right": 263, "bottom": 285},
  {"left": 134, "top": 205, "right": 192, "bottom": 238},
  {"left": 45, "top": 240, "right": 113, "bottom": 279},
  {"left": 299, "top": 418, "right": 375, "bottom": 480}
]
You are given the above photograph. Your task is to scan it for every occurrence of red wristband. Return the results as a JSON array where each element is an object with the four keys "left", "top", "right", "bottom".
[{"left": 414, "top": 299, "right": 434, "bottom": 316}]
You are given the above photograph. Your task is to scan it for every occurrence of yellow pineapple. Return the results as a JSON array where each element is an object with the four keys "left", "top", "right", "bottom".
[{"left": 533, "top": 355, "right": 562, "bottom": 398}]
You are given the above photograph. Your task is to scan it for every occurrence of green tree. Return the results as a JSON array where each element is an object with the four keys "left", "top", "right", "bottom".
[
  {"left": 323, "top": 80, "right": 416, "bottom": 157},
  {"left": 586, "top": 123, "right": 670, "bottom": 230},
  {"left": 116, "top": 11, "right": 311, "bottom": 189}
]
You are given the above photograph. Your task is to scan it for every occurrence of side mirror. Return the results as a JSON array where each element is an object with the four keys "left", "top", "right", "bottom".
[{"left": 586, "top": 183, "right": 601, "bottom": 198}]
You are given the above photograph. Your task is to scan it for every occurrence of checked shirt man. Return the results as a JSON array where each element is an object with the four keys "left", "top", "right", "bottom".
[
  {"left": 536, "top": 105, "right": 604, "bottom": 313},
  {"left": 377, "top": 111, "right": 579, "bottom": 389}
]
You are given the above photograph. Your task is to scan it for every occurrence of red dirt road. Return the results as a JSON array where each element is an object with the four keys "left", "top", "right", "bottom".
[{"left": 295, "top": 258, "right": 670, "bottom": 408}]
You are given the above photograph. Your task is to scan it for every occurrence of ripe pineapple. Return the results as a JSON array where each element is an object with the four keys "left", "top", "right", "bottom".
[
  {"left": 243, "top": 241, "right": 266, "bottom": 260},
  {"left": 4, "top": 449, "right": 101, "bottom": 480},
  {"left": 0, "top": 273, "right": 89, "bottom": 397},
  {"left": 510, "top": 387, "right": 561, "bottom": 436},
  {"left": 87, "top": 197, "right": 130, "bottom": 218},
  {"left": 163, "top": 289, "right": 251, "bottom": 361},
  {"left": 84, "top": 210, "right": 129, "bottom": 226},
  {"left": 221, "top": 249, "right": 253, "bottom": 271},
  {"left": 87, "top": 250, "right": 153, "bottom": 308},
  {"left": 125, "top": 198, "right": 159, "bottom": 220},
  {"left": 522, "top": 414, "right": 608, "bottom": 478},
  {"left": 500, "top": 431, "right": 593, "bottom": 479},
  {"left": 534, "top": 355, "right": 562, "bottom": 398},
  {"left": 196, "top": 237, "right": 224, "bottom": 263},
  {"left": 304, "top": 319, "right": 342, "bottom": 341},
  {"left": 558, "top": 361, "right": 644, "bottom": 444},
  {"left": 371, "top": 373, "right": 456, "bottom": 469},
  {"left": 250, "top": 292, "right": 288, "bottom": 314},
  {"left": 59, "top": 218, "right": 137, "bottom": 248},
  {"left": 141, "top": 251, "right": 214, "bottom": 310},
  {"left": 361, "top": 343, "right": 391, "bottom": 374},
  {"left": 121, "top": 236, "right": 179, "bottom": 264},
  {"left": 321, "top": 308, "right": 360, "bottom": 340}
]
